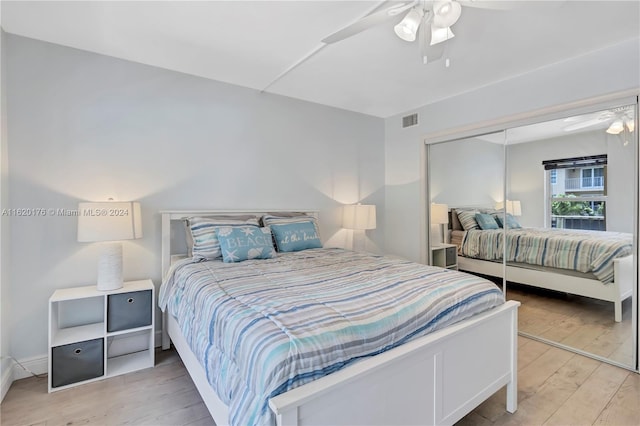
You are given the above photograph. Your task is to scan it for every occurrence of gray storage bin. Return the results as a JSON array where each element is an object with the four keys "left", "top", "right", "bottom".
[
  {"left": 51, "top": 338, "right": 104, "bottom": 388},
  {"left": 107, "top": 290, "right": 152, "bottom": 332},
  {"left": 445, "top": 246, "right": 457, "bottom": 265}
]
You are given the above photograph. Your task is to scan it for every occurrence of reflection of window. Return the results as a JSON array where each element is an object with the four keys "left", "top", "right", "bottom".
[
  {"left": 582, "top": 168, "right": 592, "bottom": 187},
  {"left": 543, "top": 155, "right": 607, "bottom": 231},
  {"left": 581, "top": 167, "right": 604, "bottom": 188}
]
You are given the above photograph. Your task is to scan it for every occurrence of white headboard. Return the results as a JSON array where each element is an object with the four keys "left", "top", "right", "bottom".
[{"left": 160, "top": 210, "right": 319, "bottom": 278}]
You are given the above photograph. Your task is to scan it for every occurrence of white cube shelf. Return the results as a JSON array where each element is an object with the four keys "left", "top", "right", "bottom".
[{"left": 48, "top": 279, "right": 155, "bottom": 392}]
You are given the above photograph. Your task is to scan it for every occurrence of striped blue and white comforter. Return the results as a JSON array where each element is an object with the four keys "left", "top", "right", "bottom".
[
  {"left": 460, "top": 228, "right": 632, "bottom": 283},
  {"left": 159, "top": 248, "right": 503, "bottom": 426}
]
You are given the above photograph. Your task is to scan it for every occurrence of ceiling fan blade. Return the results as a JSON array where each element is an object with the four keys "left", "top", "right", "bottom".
[
  {"left": 459, "top": 0, "right": 565, "bottom": 11},
  {"left": 563, "top": 118, "right": 609, "bottom": 132},
  {"left": 457, "top": 0, "right": 522, "bottom": 11},
  {"left": 563, "top": 116, "right": 586, "bottom": 123},
  {"left": 322, "top": 1, "right": 416, "bottom": 44}
]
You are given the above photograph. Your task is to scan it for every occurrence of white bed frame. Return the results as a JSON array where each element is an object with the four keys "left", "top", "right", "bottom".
[
  {"left": 160, "top": 210, "right": 520, "bottom": 426},
  {"left": 458, "top": 255, "right": 633, "bottom": 322}
]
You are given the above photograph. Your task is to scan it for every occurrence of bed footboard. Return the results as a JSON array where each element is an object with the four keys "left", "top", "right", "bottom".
[
  {"left": 269, "top": 300, "right": 519, "bottom": 426},
  {"left": 613, "top": 255, "right": 633, "bottom": 322},
  {"left": 459, "top": 256, "right": 633, "bottom": 322}
]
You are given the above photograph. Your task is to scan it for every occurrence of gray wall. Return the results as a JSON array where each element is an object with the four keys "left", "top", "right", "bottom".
[
  {"left": 507, "top": 129, "right": 634, "bottom": 232},
  {"left": 384, "top": 38, "right": 640, "bottom": 262},
  {"left": 430, "top": 136, "right": 504, "bottom": 208},
  {"left": 0, "top": 27, "right": 12, "bottom": 399},
  {"left": 5, "top": 34, "right": 385, "bottom": 363}
]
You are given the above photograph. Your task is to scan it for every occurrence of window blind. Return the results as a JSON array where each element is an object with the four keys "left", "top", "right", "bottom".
[{"left": 542, "top": 154, "right": 607, "bottom": 170}]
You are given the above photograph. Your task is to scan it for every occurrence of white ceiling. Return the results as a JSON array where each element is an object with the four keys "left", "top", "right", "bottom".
[
  {"left": 474, "top": 104, "right": 637, "bottom": 144},
  {"left": 2, "top": 1, "right": 639, "bottom": 118}
]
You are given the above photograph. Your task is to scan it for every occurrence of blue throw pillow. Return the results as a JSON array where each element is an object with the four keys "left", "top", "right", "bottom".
[
  {"left": 188, "top": 217, "right": 260, "bottom": 260},
  {"left": 494, "top": 213, "right": 522, "bottom": 229},
  {"left": 475, "top": 213, "right": 499, "bottom": 230},
  {"left": 270, "top": 221, "right": 322, "bottom": 252},
  {"left": 217, "top": 226, "right": 276, "bottom": 263}
]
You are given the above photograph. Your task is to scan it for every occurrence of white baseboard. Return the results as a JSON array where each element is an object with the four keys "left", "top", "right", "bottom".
[
  {"left": 1, "top": 359, "right": 13, "bottom": 402},
  {"left": 11, "top": 354, "right": 47, "bottom": 381},
  {"left": 1, "top": 355, "right": 47, "bottom": 402},
  {"left": 1, "top": 330, "right": 164, "bottom": 401}
]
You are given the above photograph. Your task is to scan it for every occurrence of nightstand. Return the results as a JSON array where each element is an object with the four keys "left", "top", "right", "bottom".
[
  {"left": 431, "top": 244, "right": 458, "bottom": 270},
  {"left": 48, "top": 279, "right": 155, "bottom": 392}
]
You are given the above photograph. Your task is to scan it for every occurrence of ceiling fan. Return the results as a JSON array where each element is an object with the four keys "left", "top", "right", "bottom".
[
  {"left": 261, "top": 0, "right": 519, "bottom": 91},
  {"left": 563, "top": 106, "right": 636, "bottom": 135},
  {"left": 321, "top": 0, "right": 514, "bottom": 65}
]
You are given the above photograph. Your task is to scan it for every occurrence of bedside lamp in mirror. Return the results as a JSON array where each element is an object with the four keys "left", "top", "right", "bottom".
[
  {"left": 495, "top": 200, "right": 522, "bottom": 216},
  {"left": 431, "top": 203, "right": 449, "bottom": 245}
]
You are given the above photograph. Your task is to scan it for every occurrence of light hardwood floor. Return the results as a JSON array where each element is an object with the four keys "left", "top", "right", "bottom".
[
  {"left": 0, "top": 349, "right": 212, "bottom": 426},
  {"left": 1, "top": 338, "right": 638, "bottom": 426},
  {"left": 458, "top": 336, "right": 639, "bottom": 425},
  {"left": 507, "top": 283, "right": 634, "bottom": 367}
]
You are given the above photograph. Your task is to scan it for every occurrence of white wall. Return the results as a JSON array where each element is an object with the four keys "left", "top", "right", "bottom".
[
  {"left": 5, "top": 35, "right": 385, "bottom": 365},
  {"left": 384, "top": 38, "right": 640, "bottom": 262}
]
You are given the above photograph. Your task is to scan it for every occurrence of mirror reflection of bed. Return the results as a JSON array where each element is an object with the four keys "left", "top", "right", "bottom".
[
  {"left": 507, "top": 283, "right": 633, "bottom": 366},
  {"left": 427, "top": 101, "right": 637, "bottom": 369}
]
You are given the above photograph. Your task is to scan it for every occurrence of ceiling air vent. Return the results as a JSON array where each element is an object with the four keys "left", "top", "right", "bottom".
[{"left": 402, "top": 113, "right": 418, "bottom": 128}]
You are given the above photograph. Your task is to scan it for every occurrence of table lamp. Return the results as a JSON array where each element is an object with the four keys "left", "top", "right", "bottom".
[
  {"left": 77, "top": 201, "right": 142, "bottom": 291},
  {"left": 495, "top": 200, "right": 522, "bottom": 216},
  {"left": 343, "top": 204, "right": 376, "bottom": 251},
  {"left": 431, "top": 203, "right": 449, "bottom": 244}
]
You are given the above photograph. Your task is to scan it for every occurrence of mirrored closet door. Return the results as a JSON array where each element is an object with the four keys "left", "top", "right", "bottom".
[
  {"left": 504, "top": 102, "right": 637, "bottom": 369},
  {"left": 427, "top": 131, "right": 507, "bottom": 294},
  {"left": 427, "top": 99, "right": 638, "bottom": 370}
]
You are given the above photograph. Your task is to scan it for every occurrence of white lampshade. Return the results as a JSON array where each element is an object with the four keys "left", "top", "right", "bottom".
[
  {"left": 606, "top": 120, "right": 625, "bottom": 135},
  {"left": 78, "top": 201, "right": 142, "bottom": 291},
  {"left": 496, "top": 200, "right": 522, "bottom": 217},
  {"left": 625, "top": 119, "right": 635, "bottom": 133},
  {"left": 394, "top": 8, "right": 424, "bottom": 42},
  {"left": 431, "top": 203, "right": 449, "bottom": 225},
  {"left": 78, "top": 201, "right": 142, "bottom": 242},
  {"left": 430, "top": 25, "right": 455, "bottom": 45},
  {"left": 433, "top": 0, "right": 462, "bottom": 28},
  {"left": 343, "top": 204, "right": 376, "bottom": 230}
]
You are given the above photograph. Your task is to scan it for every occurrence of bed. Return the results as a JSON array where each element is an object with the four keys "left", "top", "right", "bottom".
[
  {"left": 450, "top": 208, "right": 633, "bottom": 322},
  {"left": 159, "top": 210, "right": 520, "bottom": 426}
]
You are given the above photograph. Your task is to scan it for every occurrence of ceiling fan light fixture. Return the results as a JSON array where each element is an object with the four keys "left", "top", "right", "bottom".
[
  {"left": 394, "top": 7, "right": 424, "bottom": 42},
  {"left": 606, "top": 120, "right": 624, "bottom": 135},
  {"left": 625, "top": 119, "right": 635, "bottom": 133},
  {"left": 433, "top": 0, "right": 462, "bottom": 28},
  {"left": 430, "top": 26, "right": 455, "bottom": 45}
]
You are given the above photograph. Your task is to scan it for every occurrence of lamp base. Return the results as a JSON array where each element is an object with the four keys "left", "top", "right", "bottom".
[
  {"left": 97, "top": 242, "right": 123, "bottom": 291},
  {"left": 352, "top": 229, "right": 366, "bottom": 252}
]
